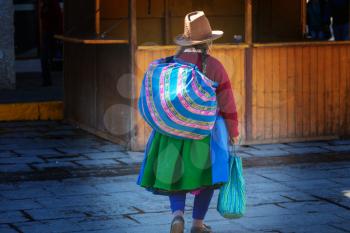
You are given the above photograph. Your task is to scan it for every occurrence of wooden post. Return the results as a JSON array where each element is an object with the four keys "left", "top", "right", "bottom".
[
  {"left": 129, "top": 0, "right": 137, "bottom": 149},
  {"left": 164, "top": 0, "right": 170, "bottom": 44},
  {"left": 301, "top": 0, "right": 307, "bottom": 38},
  {"left": 129, "top": 0, "right": 137, "bottom": 69},
  {"left": 95, "top": 0, "right": 100, "bottom": 36},
  {"left": 244, "top": 0, "right": 253, "bottom": 140},
  {"left": 245, "top": 0, "right": 253, "bottom": 44}
]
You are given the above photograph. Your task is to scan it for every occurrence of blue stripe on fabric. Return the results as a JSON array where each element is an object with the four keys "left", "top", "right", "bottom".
[
  {"left": 210, "top": 115, "right": 230, "bottom": 184},
  {"left": 150, "top": 67, "right": 213, "bottom": 135},
  {"left": 187, "top": 74, "right": 216, "bottom": 106},
  {"left": 179, "top": 69, "right": 217, "bottom": 109},
  {"left": 167, "top": 68, "right": 217, "bottom": 122},
  {"left": 137, "top": 130, "right": 156, "bottom": 185}
]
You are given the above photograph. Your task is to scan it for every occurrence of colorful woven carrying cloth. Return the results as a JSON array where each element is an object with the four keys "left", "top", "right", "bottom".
[
  {"left": 138, "top": 56, "right": 218, "bottom": 140},
  {"left": 137, "top": 115, "right": 230, "bottom": 195}
]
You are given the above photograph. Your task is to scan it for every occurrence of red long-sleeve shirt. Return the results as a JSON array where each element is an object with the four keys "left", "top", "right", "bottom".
[{"left": 178, "top": 52, "right": 239, "bottom": 139}]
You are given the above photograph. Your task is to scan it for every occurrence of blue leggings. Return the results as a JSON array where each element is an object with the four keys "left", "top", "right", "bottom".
[{"left": 169, "top": 188, "right": 214, "bottom": 220}]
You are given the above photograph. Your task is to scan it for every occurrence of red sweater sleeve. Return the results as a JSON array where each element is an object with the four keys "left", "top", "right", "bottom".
[{"left": 214, "top": 62, "right": 239, "bottom": 139}]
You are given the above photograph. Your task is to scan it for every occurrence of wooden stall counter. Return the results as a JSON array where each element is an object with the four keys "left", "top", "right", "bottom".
[
  {"left": 137, "top": 44, "right": 251, "bottom": 50},
  {"left": 253, "top": 40, "right": 350, "bottom": 48},
  {"left": 55, "top": 35, "right": 128, "bottom": 45}
]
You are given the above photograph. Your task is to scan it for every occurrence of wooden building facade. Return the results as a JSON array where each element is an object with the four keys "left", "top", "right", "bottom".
[{"left": 59, "top": 0, "right": 350, "bottom": 151}]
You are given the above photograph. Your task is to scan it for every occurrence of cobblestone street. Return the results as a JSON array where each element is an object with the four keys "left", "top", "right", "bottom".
[{"left": 0, "top": 121, "right": 350, "bottom": 233}]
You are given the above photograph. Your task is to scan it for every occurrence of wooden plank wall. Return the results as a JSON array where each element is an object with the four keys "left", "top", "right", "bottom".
[
  {"left": 99, "top": 0, "right": 244, "bottom": 45},
  {"left": 249, "top": 44, "right": 350, "bottom": 143},
  {"left": 132, "top": 46, "right": 246, "bottom": 151},
  {"left": 64, "top": 43, "right": 131, "bottom": 145}
]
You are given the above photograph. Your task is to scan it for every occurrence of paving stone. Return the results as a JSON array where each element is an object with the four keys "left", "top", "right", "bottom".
[
  {"left": 116, "top": 156, "right": 142, "bottom": 165},
  {"left": 0, "top": 184, "right": 17, "bottom": 191},
  {"left": 0, "top": 156, "right": 43, "bottom": 164},
  {"left": 331, "top": 177, "right": 350, "bottom": 185},
  {"left": 236, "top": 152, "right": 253, "bottom": 158},
  {"left": 56, "top": 147, "right": 101, "bottom": 154},
  {"left": 31, "top": 161, "right": 78, "bottom": 170},
  {"left": 73, "top": 217, "right": 139, "bottom": 232},
  {"left": 43, "top": 184, "right": 102, "bottom": 197},
  {"left": 43, "top": 156, "right": 90, "bottom": 163},
  {"left": 0, "top": 199, "right": 43, "bottom": 211},
  {"left": 126, "top": 152, "right": 145, "bottom": 163},
  {"left": 0, "top": 138, "right": 35, "bottom": 145},
  {"left": 0, "top": 211, "right": 27, "bottom": 224},
  {"left": 0, "top": 188, "right": 53, "bottom": 200},
  {"left": 287, "top": 141, "right": 331, "bottom": 148},
  {"left": 26, "top": 208, "right": 86, "bottom": 220},
  {"left": 287, "top": 223, "right": 347, "bottom": 233},
  {"left": 13, "top": 149, "right": 62, "bottom": 156},
  {"left": 282, "top": 179, "right": 343, "bottom": 192},
  {"left": 250, "top": 143, "right": 292, "bottom": 150},
  {"left": 6, "top": 142, "right": 65, "bottom": 150},
  {"left": 323, "top": 145, "right": 350, "bottom": 153},
  {"left": 278, "top": 201, "right": 346, "bottom": 214},
  {"left": 76, "top": 159, "right": 120, "bottom": 167},
  {"left": 83, "top": 151, "right": 127, "bottom": 160},
  {"left": 329, "top": 139, "right": 350, "bottom": 146},
  {"left": 254, "top": 171, "right": 297, "bottom": 182},
  {"left": 0, "top": 152, "right": 16, "bottom": 158},
  {"left": 96, "top": 144, "right": 125, "bottom": 152},
  {"left": 234, "top": 145, "right": 260, "bottom": 154},
  {"left": 0, "top": 224, "right": 18, "bottom": 233},
  {"left": 244, "top": 149, "right": 291, "bottom": 157},
  {"left": 235, "top": 212, "right": 345, "bottom": 231},
  {"left": 60, "top": 139, "right": 104, "bottom": 147},
  {"left": 17, "top": 219, "right": 83, "bottom": 233},
  {"left": 0, "top": 132, "right": 42, "bottom": 138},
  {"left": 43, "top": 130, "right": 79, "bottom": 136},
  {"left": 246, "top": 180, "right": 295, "bottom": 193},
  {"left": 284, "top": 146, "right": 331, "bottom": 155},
  {"left": 0, "top": 164, "right": 32, "bottom": 172}
]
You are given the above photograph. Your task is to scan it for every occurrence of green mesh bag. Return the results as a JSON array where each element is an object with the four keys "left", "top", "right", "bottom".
[{"left": 217, "top": 147, "right": 246, "bottom": 219}]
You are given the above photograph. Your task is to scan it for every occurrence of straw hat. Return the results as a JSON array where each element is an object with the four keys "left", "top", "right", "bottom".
[{"left": 174, "top": 11, "right": 223, "bottom": 46}]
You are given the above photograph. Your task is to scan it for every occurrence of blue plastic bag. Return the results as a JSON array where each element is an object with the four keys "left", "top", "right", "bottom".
[{"left": 217, "top": 146, "right": 246, "bottom": 219}]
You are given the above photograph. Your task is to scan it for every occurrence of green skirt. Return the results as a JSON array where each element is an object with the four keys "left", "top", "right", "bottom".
[{"left": 138, "top": 131, "right": 224, "bottom": 195}]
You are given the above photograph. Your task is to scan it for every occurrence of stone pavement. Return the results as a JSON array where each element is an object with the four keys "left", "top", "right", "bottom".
[
  {"left": 0, "top": 162, "right": 349, "bottom": 233},
  {"left": 0, "top": 121, "right": 350, "bottom": 232},
  {"left": 1, "top": 121, "right": 350, "bottom": 182}
]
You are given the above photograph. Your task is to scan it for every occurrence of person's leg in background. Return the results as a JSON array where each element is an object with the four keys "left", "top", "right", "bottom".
[
  {"left": 192, "top": 188, "right": 214, "bottom": 230},
  {"left": 40, "top": 31, "right": 53, "bottom": 86},
  {"left": 333, "top": 24, "right": 341, "bottom": 40},
  {"left": 341, "top": 23, "right": 350, "bottom": 40},
  {"left": 332, "top": 24, "right": 349, "bottom": 40}
]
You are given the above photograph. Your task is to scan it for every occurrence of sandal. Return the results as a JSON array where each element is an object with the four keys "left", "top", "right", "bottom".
[
  {"left": 190, "top": 223, "right": 213, "bottom": 233},
  {"left": 170, "top": 215, "right": 185, "bottom": 233}
]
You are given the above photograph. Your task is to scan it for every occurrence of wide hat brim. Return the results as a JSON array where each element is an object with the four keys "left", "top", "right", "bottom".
[{"left": 174, "top": 30, "right": 223, "bottom": 46}]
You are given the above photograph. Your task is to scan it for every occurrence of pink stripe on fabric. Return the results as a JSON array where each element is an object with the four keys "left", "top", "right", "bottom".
[
  {"left": 145, "top": 65, "right": 204, "bottom": 139},
  {"left": 191, "top": 70, "right": 216, "bottom": 101},
  {"left": 177, "top": 69, "right": 216, "bottom": 116},
  {"left": 160, "top": 67, "right": 213, "bottom": 130}
]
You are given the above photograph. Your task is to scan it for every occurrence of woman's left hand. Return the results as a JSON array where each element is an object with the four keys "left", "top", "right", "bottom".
[{"left": 230, "top": 136, "right": 240, "bottom": 145}]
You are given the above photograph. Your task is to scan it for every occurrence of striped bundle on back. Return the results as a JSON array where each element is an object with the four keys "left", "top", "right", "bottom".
[{"left": 138, "top": 56, "right": 218, "bottom": 140}]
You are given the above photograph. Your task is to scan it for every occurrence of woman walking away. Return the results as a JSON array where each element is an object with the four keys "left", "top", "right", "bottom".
[{"left": 137, "top": 11, "right": 239, "bottom": 233}]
